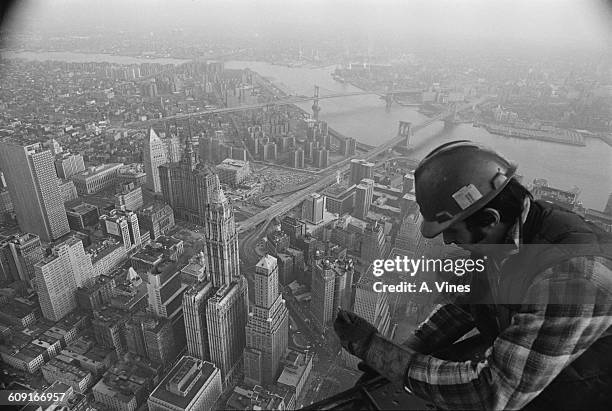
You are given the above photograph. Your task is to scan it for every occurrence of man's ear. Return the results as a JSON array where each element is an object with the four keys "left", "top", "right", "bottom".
[{"left": 480, "top": 208, "right": 501, "bottom": 228}]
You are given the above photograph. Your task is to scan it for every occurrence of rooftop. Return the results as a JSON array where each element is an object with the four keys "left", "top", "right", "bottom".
[{"left": 149, "top": 356, "right": 218, "bottom": 408}]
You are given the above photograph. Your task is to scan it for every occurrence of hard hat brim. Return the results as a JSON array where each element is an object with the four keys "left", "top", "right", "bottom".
[{"left": 420, "top": 218, "right": 454, "bottom": 239}]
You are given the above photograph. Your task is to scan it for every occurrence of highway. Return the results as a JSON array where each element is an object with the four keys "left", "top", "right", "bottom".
[{"left": 235, "top": 96, "right": 492, "bottom": 234}]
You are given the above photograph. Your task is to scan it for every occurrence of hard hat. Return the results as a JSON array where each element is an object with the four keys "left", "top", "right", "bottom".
[{"left": 414, "top": 140, "right": 517, "bottom": 238}]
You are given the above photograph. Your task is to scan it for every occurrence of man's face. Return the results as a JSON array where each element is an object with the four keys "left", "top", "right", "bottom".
[
  {"left": 441, "top": 218, "right": 509, "bottom": 257},
  {"left": 441, "top": 221, "right": 482, "bottom": 252}
]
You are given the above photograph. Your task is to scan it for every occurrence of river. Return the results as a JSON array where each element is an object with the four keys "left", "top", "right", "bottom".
[
  {"left": 225, "top": 60, "right": 612, "bottom": 211},
  {"left": 0, "top": 51, "right": 609, "bottom": 209}
]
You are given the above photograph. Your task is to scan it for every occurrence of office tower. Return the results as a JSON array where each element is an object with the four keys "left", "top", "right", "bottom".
[
  {"left": 148, "top": 356, "right": 222, "bottom": 411},
  {"left": 142, "top": 316, "right": 177, "bottom": 366},
  {"left": 206, "top": 276, "right": 249, "bottom": 387},
  {"left": 144, "top": 128, "right": 168, "bottom": 193},
  {"left": 280, "top": 217, "right": 306, "bottom": 246},
  {"left": 343, "top": 266, "right": 391, "bottom": 368},
  {"left": 353, "top": 269, "right": 391, "bottom": 337},
  {"left": 301, "top": 193, "right": 325, "bottom": 225},
  {"left": 353, "top": 178, "right": 374, "bottom": 220},
  {"left": 203, "top": 187, "right": 240, "bottom": 288},
  {"left": 183, "top": 279, "right": 214, "bottom": 361},
  {"left": 310, "top": 259, "right": 336, "bottom": 333},
  {"left": 349, "top": 159, "right": 375, "bottom": 185},
  {"left": 0, "top": 233, "right": 44, "bottom": 284},
  {"left": 360, "top": 222, "right": 386, "bottom": 265},
  {"left": 403, "top": 171, "right": 415, "bottom": 194},
  {"left": 0, "top": 140, "right": 70, "bottom": 242},
  {"left": 147, "top": 264, "right": 188, "bottom": 322},
  {"left": 100, "top": 209, "right": 142, "bottom": 250},
  {"left": 114, "top": 183, "right": 144, "bottom": 212},
  {"left": 137, "top": 203, "right": 175, "bottom": 240},
  {"left": 54, "top": 152, "right": 85, "bottom": 179},
  {"left": 35, "top": 236, "right": 94, "bottom": 321},
  {"left": 244, "top": 255, "right": 289, "bottom": 386},
  {"left": 159, "top": 138, "right": 220, "bottom": 225},
  {"left": 165, "top": 134, "right": 183, "bottom": 163}
]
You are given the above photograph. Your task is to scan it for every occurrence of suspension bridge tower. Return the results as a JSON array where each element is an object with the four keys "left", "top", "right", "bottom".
[
  {"left": 398, "top": 121, "right": 413, "bottom": 148},
  {"left": 312, "top": 85, "right": 321, "bottom": 121}
]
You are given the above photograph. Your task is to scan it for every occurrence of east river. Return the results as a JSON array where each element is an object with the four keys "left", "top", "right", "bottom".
[
  {"left": 0, "top": 50, "right": 609, "bottom": 209},
  {"left": 225, "top": 60, "right": 612, "bottom": 211}
]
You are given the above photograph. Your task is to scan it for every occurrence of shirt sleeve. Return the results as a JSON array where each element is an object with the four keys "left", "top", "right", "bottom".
[
  {"left": 403, "top": 272, "right": 612, "bottom": 410},
  {"left": 407, "top": 303, "right": 476, "bottom": 353}
]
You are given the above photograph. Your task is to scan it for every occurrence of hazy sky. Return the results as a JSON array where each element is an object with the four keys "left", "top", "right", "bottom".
[{"left": 4, "top": 0, "right": 612, "bottom": 51}]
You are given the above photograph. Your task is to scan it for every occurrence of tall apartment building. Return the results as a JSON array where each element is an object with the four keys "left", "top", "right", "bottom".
[
  {"left": 0, "top": 139, "right": 70, "bottom": 242},
  {"left": 301, "top": 193, "right": 325, "bottom": 225},
  {"left": 353, "top": 178, "right": 374, "bottom": 220},
  {"left": 349, "top": 159, "right": 375, "bottom": 185},
  {"left": 35, "top": 236, "right": 94, "bottom": 321},
  {"left": 244, "top": 255, "right": 289, "bottom": 386},
  {"left": 206, "top": 276, "right": 249, "bottom": 388},
  {"left": 144, "top": 128, "right": 168, "bottom": 193},
  {"left": 54, "top": 152, "right": 85, "bottom": 179},
  {"left": 148, "top": 356, "right": 222, "bottom": 411},
  {"left": 159, "top": 138, "right": 220, "bottom": 225}
]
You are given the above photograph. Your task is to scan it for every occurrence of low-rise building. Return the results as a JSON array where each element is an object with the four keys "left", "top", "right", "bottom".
[
  {"left": 215, "top": 159, "right": 250, "bottom": 187},
  {"left": 71, "top": 163, "right": 123, "bottom": 194},
  {"left": 42, "top": 357, "right": 93, "bottom": 394}
]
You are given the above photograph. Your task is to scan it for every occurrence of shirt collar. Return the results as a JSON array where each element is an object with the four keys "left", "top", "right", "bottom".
[{"left": 503, "top": 196, "right": 531, "bottom": 254}]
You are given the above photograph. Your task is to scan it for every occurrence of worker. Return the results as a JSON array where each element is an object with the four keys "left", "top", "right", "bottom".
[{"left": 334, "top": 140, "right": 612, "bottom": 410}]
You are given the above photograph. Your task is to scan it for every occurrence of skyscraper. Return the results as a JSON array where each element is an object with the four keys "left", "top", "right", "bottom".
[
  {"left": 0, "top": 233, "right": 44, "bottom": 284},
  {"left": 54, "top": 152, "right": 85, "bottom": 179},
  {"left": 349, "top": 159, "right": 375, "bottom": 185},
  {"left": 203, "top": 188, "right": 240, "bottom": 288},
  {"left": 206, "top": 276, "right": 249, "bottom": 387},
  {"left": 302, "top": 193, "right": 325, "bottom": 225},
  {"left": 353, "top": 178, "right": 374, "bottom": 220},
  {"left": 311, "top": 259, "right": 335, "bottom": 333},
  {"left": 144, "top": 128, "right": 168, "bottom": 193},
  {"left": 159, "top": 138, "right": 220, "bottom": 225},
  {"left": 100, "top": 209, "right": 142, "bottom": 250},
  {"left": 183, "top": 279, "right": 214, "bottom": 361},
  {"left": 360, "top": 221, "right": 387, "bottom": 265},
  {"left": 244, "top": 255, "right": 289, "bottom": 386},
  {"left": 0, "top": 139, "right": 70, "bottom": 242},
  {"left": 35, "top": 236, "right": 94, "bottom": 321}
]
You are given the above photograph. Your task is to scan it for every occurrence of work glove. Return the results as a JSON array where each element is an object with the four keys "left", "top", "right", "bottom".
[{"left": 333, "top": 309, "right": 378, "bottom": 359}]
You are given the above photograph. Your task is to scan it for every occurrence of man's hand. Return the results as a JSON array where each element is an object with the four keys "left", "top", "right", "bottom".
[{"left": 334, "top": 309, "right": 378, "bottom": 359}]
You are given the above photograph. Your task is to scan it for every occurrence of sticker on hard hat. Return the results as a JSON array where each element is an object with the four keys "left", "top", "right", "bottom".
[{"left": 452, "top": 184, "right": 483, "bottom": 210}]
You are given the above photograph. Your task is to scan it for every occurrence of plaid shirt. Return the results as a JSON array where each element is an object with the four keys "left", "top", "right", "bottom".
[{"left": 365, "top": 200, "right": 612, "bottom": 410}]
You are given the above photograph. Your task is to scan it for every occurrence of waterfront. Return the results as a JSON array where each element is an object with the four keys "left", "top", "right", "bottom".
[
  {"left": 0, "top": 50, "right": 609, "bottom": 210},
  {"left": 0, "top": 50, "right": 188, "bottom": 65},
  {"left": 226, "top": 60, "right": 612, "bottom": 211}
]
